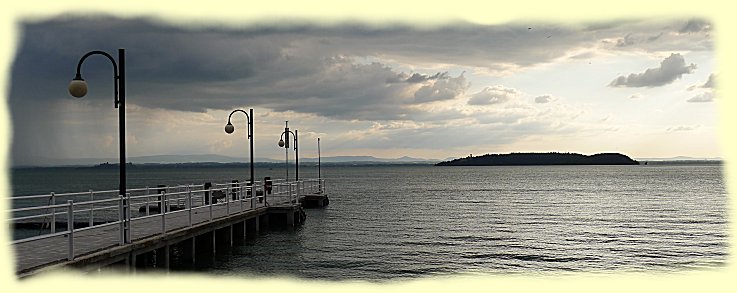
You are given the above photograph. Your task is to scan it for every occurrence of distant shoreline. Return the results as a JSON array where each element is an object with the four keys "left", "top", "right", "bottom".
[{"left": 10, "top": 159, "right": 723, "bottom": 169}]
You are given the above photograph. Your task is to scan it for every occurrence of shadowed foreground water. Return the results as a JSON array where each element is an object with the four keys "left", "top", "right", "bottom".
[{"left": 11, "top": 164, "right": 728, "bottom": 280}]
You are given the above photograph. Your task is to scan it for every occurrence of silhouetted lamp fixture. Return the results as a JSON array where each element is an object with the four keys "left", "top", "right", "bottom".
[
  {"left": 224, "top": 109, "right": 255, "bottom": 188},
  {"left": 278, "top": 121, "right": 299, "bottom": 181},
  {"left": 68, "top": 48, "right": 129, "bottom": 243}
]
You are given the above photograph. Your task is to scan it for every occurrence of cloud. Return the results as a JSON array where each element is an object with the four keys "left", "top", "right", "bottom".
[
  {"left": 609, "top": 53, "right": 696, "bottom": 87},
  {"left": 687, "top": 73, "right": 715, "bottom": 90},
  {"left": 667, "top": 125, "right": 700, "bottom": 131},
  {"left": 468, "top": 86, "right": 520, "bottom": 105},
  {"left": 687, "top": 92, "right": 714, "bottom": 103},
  {"left": 628, "top": 93, "right": 645, "bottom": 99},
  {"left": 679, "top": 19, "right": 711, "bottom": 33},
  {"left": 413, "top": 73, "right": 469, "bottom": 103},
  {"left": 703, "top": 73, "right": 715, "bottom": 88},
  {"left": 7, "top": 16, "right": 717, "bottom": 164},
  {"left": 534, "top": 94, "right": 557, "bottom": 103},
  {"left": 405, "top": 72, "right": 448, "bottom": 83}
]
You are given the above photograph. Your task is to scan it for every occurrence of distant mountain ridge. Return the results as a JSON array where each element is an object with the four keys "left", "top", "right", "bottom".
[
  {"left": 16, "top": 153, "right": 720, "bottom": 168},
  {"left": 436, "top": 152, "right": 639, "bottom": 166},
  {"left": 635, "top": 156, "right": 722, "bottom": 161},
  {"left": 14, "top": 154, "right": 439, "bottom": 167}
]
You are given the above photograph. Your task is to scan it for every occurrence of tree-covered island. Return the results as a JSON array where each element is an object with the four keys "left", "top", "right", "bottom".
[{"left": 435, "top": 152, "right": 639, "bottom": 166}]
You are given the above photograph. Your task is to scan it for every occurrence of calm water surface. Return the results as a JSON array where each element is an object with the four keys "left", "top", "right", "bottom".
[{"left": 10, "top": 164, "right": 729, "bottom": 280}]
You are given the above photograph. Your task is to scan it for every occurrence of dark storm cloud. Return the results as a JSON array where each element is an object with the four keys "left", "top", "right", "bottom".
[
  {"left": 405, "top": 72, "right": 448, "bottom": 83},
  {"left": 679, "top": 19, "right": 711, "bottom": 33},
  {"left": 7, "top": 16, "right": 718, "bottom": 166},
  {"left": 10, "top": 16, "right": 713, "bottom": 121},
  {"left": 609, "top": 53, "right": 696, "bottom": 87}
]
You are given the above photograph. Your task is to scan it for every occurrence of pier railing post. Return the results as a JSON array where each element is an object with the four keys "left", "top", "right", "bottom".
[
  {"left": 50, "top": 192, "right": 56, "bottom": 234},
  {"left": 209, "top": 190, "right": 213, "bottom": 221},
  {"left": 118, "top": 195, "right": 124, "bottom": 245},
  {"left": 89, "top": 189, "right": 94, "bottom": 227},
  {"left": 67, "top": 200, "right": 74, "bottom": 261},
  {"left": 188, "top": 184, "right": 192, "bottom": 227},
  {"left": 290, "top": 182, "right": 294, "bottom": 204},
  {"left": 126, "top": 192, "right": 132, "bottom": 243},
  {"left": 162, "top": 191, "right": 167, "bottom": 234},
  {"left": 145, "top": 186, "right": 150, "bottom": 216},
  {"left": 226, "top": 187, "right": 230, "bottom": 215}
]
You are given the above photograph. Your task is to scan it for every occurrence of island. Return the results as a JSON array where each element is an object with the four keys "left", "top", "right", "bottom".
[{"left": 435, "top": 152, "right": 639, "bottom": 166}]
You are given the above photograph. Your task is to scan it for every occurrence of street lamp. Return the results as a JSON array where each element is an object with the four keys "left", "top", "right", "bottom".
[
  {"left": 318, "top": 137, "right": 322, "bottom": 193},
  {"left": 278, "top": 121, "right": 298, "bottom": 181},
  {"left": 317, "top": 137, "right": 321, "bottom": 183},
  {"left": 224, "top": 109, "right": 255, "bottom": 189},
  {"left": 68, "top": 48, "right": 128, "bottom": 243}
]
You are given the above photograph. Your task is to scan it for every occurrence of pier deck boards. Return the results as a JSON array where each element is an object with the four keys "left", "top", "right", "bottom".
[
  {"left": 12, "top": 196, "right": 297, "bottom": 276},
  {"left": 11, "top": 178, "right": 329, "bottom": 277}
]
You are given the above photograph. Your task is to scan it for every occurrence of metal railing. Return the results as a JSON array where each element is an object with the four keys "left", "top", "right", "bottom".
[{"left": 8, "top": 178, "right": 325, "bottom": 264}]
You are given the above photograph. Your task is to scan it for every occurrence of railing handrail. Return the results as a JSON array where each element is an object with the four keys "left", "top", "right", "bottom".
[
  {"left": 10, "top": 177, "right": 325, "bottom": 269},
  {"left": 9, "top": 178, "right": 287, "bottom": 201}
]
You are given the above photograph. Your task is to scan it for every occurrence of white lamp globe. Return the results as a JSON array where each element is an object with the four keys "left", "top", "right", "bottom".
[{"left": 68, "top": 79, "right": 88, "bottom": 98}]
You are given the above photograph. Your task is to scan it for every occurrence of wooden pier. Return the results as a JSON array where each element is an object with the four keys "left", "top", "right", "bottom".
[{"left": 9, "top": 179, "right": 328, "bottom": 277}]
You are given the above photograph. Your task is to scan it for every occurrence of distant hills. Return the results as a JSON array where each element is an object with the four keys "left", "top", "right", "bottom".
[
  {"left": 13, "top": 153, "right": 722, "bottom": 168},
  {"left": 13, "top": 154, "right": 439, "bottom": 167},
  {"left": 635, "top": 156, "right": 722, "bottom": 161},
  {"left": 436, "top": 152, "right": 639, "bottom": 166}
]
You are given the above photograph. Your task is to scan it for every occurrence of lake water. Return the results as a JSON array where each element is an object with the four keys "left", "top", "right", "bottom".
[{"left": 8, "top": 164, "right": 729, "bottom": 280}]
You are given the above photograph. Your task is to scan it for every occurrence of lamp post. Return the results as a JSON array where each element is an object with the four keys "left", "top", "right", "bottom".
[
  {"left": 278, "top": 121, "right": 298, "bottom": 181},
  {"left": 68, "top": 48, "right": 128, "bottom": 243},
  {"left": 224, "top": 109, "right": 255, "bottom": 188},
  {"left": 318, "top": 137, "right": 321, "bottom": 192}
]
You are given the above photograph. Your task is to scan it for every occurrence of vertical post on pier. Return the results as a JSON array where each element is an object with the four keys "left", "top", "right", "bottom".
[
  {"left": 212, "top": 231, "right": 216, "bottom": 256},
  {"left": 190, "top": 237, "right": 196, "bottom": 265},
  {"left": 145, "top": 186, "right": 150, "bottom": 216},
  {"left": 130, "top": 253, "right": 137, "bottom": 274},
  {"left": 118, "top": 195, "right": 124, "bottom": 245},
  {"left": 50, "top": 192, "right": 56, "bottom": 234},
  {"left": 209, "top": 190, "right": 213, "bottom": 221},
  {"left": 229, "top": 225, "right": 233, "bottom": 248},
  {"left": 226, "top": 187, "right": 230, "bottom": 215},
  {"left": 89, "top": 190, "right": 94, "bottom": 227},
  {"left": 161, "top": 192, "right": 167, "bottom": 234},
  {"left": 187, "top": 184, "right": 192, "bottom": 227},
  {"left": 126, "top": 193, "right": 132, "bottom": 242},
  {"left": 291, "top": 182, "right": 295, "bottom": 204},
  {"left": 67, "top": 200, "right": 74, "bottom": 260},
  {"left": 164, "top": 245, "right": 170, "bottom": 272}
]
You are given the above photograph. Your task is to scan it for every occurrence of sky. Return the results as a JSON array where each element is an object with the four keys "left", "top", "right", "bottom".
[{"left": 7, "top": 16, "right": 719, "bottom": 165}]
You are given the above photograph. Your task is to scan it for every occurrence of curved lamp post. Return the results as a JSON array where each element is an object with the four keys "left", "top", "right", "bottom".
[
  {"left": 68, "top": 48, "right": 128, "bottom": 243},
  {"left": 224, "top": 109, "right": 255, "bottom": 188},
  {"left": 317, "top": 137, "right": 321, "bottom": 183},
  {"left": 278, "top": 121, "right": 298, "bottom": 181},
  {"left": 317, "top": 137, "right": 322, "bottom": 192}
]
